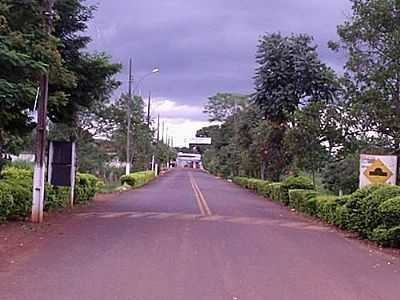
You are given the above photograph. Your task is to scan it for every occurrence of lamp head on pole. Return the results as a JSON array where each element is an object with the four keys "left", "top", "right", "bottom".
[{"left": 152, "top": 68, "right": 160, "bottom": 73}]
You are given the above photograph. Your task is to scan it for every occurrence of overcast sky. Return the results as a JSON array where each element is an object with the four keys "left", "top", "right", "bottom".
[{"left": 86, "top": 0, "right": 352, "bottom": 146}]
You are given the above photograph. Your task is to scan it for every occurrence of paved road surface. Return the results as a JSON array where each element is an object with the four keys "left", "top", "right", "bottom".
[{"left": 0, "top": 169, "right": 399, "bottom": 300}]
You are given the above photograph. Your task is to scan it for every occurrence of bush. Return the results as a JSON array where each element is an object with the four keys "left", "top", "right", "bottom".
[
  {"left": 315, "top": 195, "right": 342, "bottom": 225},
  {"left": 74, "top": 173, "right": 103, "bottom": 204},
  {"left": 339, "top": 184, "right": 383, "bottom": 232},
  {"left": 120, "top": 171, "right": 155, "bottom": 188},
  {"left": 280, "top": 176, "right": 314, "bottom": 205},
  {"left": 232, "top": 177, "right": 271, "bottom": 196},
  {"left": 247, "top": 178, "right": 266, "bottom": 192},
  {"left": 378, "top": 197, "right": 400, "bottom": 228},
  {"left": 288, "top": 189, "right": 318, "bottom": 212},
  {"left": 0, "top": 177, "right": 32, "bottom": 222},
  {"left": 262, "top": 183, "right": 283, "bottom": 202},
  {"left": 233, "top": 176, "right": 313, "bottom": 204},
  {"left": 0, "top": 166, "right": 102, "bottom": 222},
  {"left": 232, "top": 177, "right": 248, "bottom": 187},
  {"left": 359, "top": 185, "right": 400, "bottom": 237},
  {"left": 371, "top": 226, "right": 400, "bottom": 248},
  {"left": 45, "top": 184, "right": 70, "bottom": 210},
  {"left": 232, "top": 172, "right": 400, "bottom": 248},
  {"left": 322, "top": 154, "right": 359, "bottom": 195},
  {"left": 333, "top": 195, "right": 352, "bottom": 229},
  {"left": 1, "top": 166, "right": 33, "bottom": 180}
]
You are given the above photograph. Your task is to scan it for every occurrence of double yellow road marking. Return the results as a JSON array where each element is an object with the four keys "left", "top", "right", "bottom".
[{"left": 189, "top": 173, "right": 212, "bottom": 216}]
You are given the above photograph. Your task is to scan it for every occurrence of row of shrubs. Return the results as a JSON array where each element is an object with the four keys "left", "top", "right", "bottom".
[
  {"left": 232, "top": 176, "right": 400, "bottom": 248},
  {"left": 0, "top": 165, "right": 103, "bottom": 223},
  {"left": 120, "top": 171, "right": 155, "bottom": 188}
]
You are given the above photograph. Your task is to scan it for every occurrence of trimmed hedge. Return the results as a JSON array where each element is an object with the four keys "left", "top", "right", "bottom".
[
  {"left": 280, "top": 176, "right": 314, "bottom": 205},
  {"left": 265, "top": 183, "right": 285, "bottom": 202},
  {"left": 288, "top": 189, "right": 318, "bottom": 212},
  {"left": 233, "top": 175, "right": 400, "bottom": 248},
  {"left": 378, "top": 197, "right": 400, "bottom": 228},
  {"left": 232, "top": 177, "right": 270, "bottom": 193},
  {"left": 360, "top": 185, "right": 400, "bottom": 238},
  {"left": 120, "top": 171, "right": 155, "bottom": 188},
  {"left": 371, "top": 226, "right": 400, "bottom": 248},
  {"left": 232, "top": 176, "right": 313, "bottom": 204},
  {"left": 0, "top": 166, "right": 102, "bottom": 222}
]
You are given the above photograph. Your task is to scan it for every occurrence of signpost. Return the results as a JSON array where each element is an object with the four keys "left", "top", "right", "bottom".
[
  {"left": 48, "top": 141, "right": 76, "bottom": 207},
  {"left": 187, "top": 137, "right": 212, "bottom": 145},
  {"left": 359, "top": 154, "right": 397, "bottom": 188}
]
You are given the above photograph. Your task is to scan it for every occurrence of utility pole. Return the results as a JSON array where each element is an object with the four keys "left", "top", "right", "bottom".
[
  {"left": 125, "top": 58, "right": 133, "bottom": 175},
  {"left": 156, "top": 114, "right": 160, "bottom": 142},
  {"left": 31, "top": 0, "right": 55, "bottom": 223},
  {"left": 147, "top": 91, "right": 151, "bottom": 127},
  {"left": 161, "top": 121, "right": 165, "bottom": 143}
]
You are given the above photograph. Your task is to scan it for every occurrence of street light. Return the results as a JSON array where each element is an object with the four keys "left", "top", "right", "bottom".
[{"left": 125, "top": 61, "right": 159, "bottom": 175}]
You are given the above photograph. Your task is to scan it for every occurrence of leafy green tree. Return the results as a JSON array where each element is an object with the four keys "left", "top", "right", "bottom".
[
  {"left": 322, "top": 153, "right": 359, "bottom": 195},
  {"left": 284, "top": 102, "right": 330, "bottom": 184},
  {"left": 50, "top": 0, "right": 121, "bottom": 127},
  {"left": 109, "top": 94, "right": 154, "bottom": 171},
  {"left": 198, "top": 105, "right": 262, "bottom": 177},
  {"left": 253, "top": 33, "right": 337, "bottom": 180},
  {"left": 203, "top": 93, "right": 248, "bottom": 122},
  {"left": 331, "top": 0, "right": 400, "bottom": 150},
  {"left": 0, "top": 0, "right": 120, "bottom": 174},
  {"left": 0, "top": 0, "right": 74, "bottom": 164},
  {"left": 253, "top": 33, "right": 336, "bottom": 124}
]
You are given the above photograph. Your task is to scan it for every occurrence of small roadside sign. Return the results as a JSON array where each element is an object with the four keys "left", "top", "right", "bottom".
[{"left": 359, "top": 154, "right": 397, "bottom": 188}]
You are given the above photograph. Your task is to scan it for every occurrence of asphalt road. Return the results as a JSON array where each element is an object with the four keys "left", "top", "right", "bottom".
[{"left": 0, "top": 169, "right": 399, "bottom": 300}]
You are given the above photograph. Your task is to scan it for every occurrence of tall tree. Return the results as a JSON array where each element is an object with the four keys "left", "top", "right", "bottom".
[
  {"left": 331, "top": 0, "right": 400, "bottom": 151},
  {"left": 253, "top": 33, "right": 337, "bottom": 180},
  {"left": 203, "top": 93, "right": 249, "bottom": 122},
  {"left": 50, "top": 0, "right": 121, "bottom": 128},
  {"left": 0, "top": 0, "right": 74, "bottom": 168},
  {"left": 109, "top": 95, "right": 154, "bottom": 171}
]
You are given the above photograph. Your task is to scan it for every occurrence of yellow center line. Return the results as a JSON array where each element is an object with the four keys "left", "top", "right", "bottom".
[
  {"left": 191, "top": 178, "right": 206, "bottom": 215},
  {"left": 189, "top": 172, "right": 212, "bottom": 216},
  {"left": 194, "top": 181, "right": 212, "bottom": 216}
]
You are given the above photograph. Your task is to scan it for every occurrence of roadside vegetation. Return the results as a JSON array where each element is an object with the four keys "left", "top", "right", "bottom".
[
  {"left": 198, "top": 0, "right": 400, "bottom": 197},
  {"left": 0, "top": 1, "right": 174, "bottom": 222},
  {"left": 0, "top": 0, "right": 175, "bottom": 177},
  {"left": 120, "top": 171, "right": 156, "bottom": 189},
  {"left": 0, "top": 162, "right": 102, "bottom": 222},
  {"left": 233, "top": 177, "right": 400, "bottom": 248},
  {"left": 198, "top": 1, "right": 400, "bottom": 247}
]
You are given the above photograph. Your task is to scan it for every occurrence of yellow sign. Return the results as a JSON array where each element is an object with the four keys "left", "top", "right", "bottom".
[{"left": 363, "top": 159, "right": 393, "bottom": 184}]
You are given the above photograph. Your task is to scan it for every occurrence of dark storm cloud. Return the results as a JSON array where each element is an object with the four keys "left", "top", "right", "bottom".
[{"left": 86, "top": 0, "right": 352, "bottom": 112}]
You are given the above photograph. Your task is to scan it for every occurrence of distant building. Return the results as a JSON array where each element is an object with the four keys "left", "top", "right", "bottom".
[{"left": 176, "top": 152, "right": 202, "bottom": 169}]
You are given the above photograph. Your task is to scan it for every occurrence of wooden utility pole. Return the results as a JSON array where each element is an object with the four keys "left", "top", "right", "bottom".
[
  {"left": 31, "top": 0, "right": 55, "bottom": 223},
  {"left": 125, "top": 58, "right": 133, "bottom": 175},
  {"left": 147, "top": 91, "right": 151, "bottom": 126},
  {"left": 161, "top": 121, "right": 165, "bottom": 143},
  {"left": 156, "top": 114, "right": 160, "bottom": 142}
]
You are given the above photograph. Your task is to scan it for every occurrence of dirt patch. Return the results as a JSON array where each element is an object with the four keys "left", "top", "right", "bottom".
[
  {"left": 0, "top": 213, "right": 71, "bottom": 272},
  {"left": 0, "top": 191, "right": 126, "bottom": 272}
]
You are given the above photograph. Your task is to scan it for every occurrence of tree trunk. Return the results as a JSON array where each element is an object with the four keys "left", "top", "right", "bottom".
[{"left": 260, "top": 160, "right": 266, "bottom": 180}]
